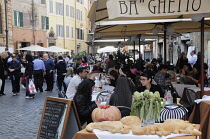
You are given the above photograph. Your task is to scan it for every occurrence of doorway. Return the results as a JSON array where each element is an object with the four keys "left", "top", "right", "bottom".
[{"left": 21, "top": 42, "right": 30, "bottom": 48}]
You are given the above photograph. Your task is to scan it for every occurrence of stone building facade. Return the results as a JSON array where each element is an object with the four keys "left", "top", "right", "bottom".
[
  {"left": 11, "top": 0, "right": 48, "bottom": 51},
  {"left": 0, "top": 0, "right": 13, "bottom": 52}
]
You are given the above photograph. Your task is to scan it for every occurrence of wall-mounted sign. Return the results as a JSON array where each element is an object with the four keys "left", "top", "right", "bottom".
[{"left": 107, "top": 0, "right": 210, "bottom": 19}]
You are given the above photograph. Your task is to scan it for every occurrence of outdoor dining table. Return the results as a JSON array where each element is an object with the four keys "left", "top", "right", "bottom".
[
  {"left": 171, "top": 82, "right": 196, "bottom": 97},
  {"left": 189, "top": 101, "right": 210, "bottom": 139},
  {"left": 180, "top": 87, "right": 210, "bottom": 102},
  {"left": 72, "top": 124, "right": 200, "bottom": 139}
]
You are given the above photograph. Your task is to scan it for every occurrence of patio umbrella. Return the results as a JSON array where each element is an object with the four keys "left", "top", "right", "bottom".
[
  {"left": 97, "top": 46, "right": 118, "bottom": 53},
  {"left": 47, "top": 46, "right": 70, "bottom": 53},
  {"left": 17, "top": 45, "right": 50, "bottom": 52}
]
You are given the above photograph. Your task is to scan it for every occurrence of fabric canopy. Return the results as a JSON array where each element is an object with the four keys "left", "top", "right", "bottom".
[
  {"left": 88, "top": 0, "right": 210, "bottom": 24},
  {"left": 47, "top": 46, "right": 70, "bottom": 52},
  {"left": 17, "top": 45, "right": 50, "bottom": 52},
  {"left": 95, "top": 19, "right": 210, "bottom": 38},
  {"left": 97, "top": 46, "right": 118, "bottom": 53}
]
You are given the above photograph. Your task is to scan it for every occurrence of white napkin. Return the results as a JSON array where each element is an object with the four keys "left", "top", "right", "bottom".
[
  {"left": 194, "top": 95, "right": 210, "bottom": 104},
  {"left": 93, "top": 129, "right": 191, "bottom": 139}
]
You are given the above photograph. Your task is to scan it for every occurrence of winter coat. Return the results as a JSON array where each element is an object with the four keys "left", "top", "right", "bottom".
[
  {"left": 74, "top": 93, "right": 97, "bottom": 126},
  {"left": 25, "top": 62, "right": 34, "bottom": 79},
  {"left": 54, "top": 60, "right": 67, "bottom": 76}
]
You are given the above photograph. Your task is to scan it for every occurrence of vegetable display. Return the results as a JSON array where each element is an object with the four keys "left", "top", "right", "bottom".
[{"left": 131, "top": 90, "right": 165, "bottom": 122}]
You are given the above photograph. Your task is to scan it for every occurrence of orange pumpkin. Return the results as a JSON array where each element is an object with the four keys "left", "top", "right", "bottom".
[{"left": 92, "top": 105, "right": 121, "bottom": 122}]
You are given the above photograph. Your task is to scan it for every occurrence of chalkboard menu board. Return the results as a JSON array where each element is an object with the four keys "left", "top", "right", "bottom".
[{"left": 37, "top": 97, "right": 81, "bottom": 139}]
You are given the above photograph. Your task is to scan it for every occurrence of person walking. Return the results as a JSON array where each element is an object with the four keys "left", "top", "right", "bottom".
[
  {"left": 33, "top": 55, "right": 46, "bottom": 93},
  {"left": 43, "top": 54, "right": 55, "bottom": 92},
  {"left": 8, "top": 55, "right": 21, "bottom": 96},
  {"left": 25, "top": 54, "right": 35, "bottom": 99},
  {"left": 54, "top": 56, "right": 67, "bottom": 92},
  {"left": 0, "top": 55, "right": 5, "bottom": 96}
]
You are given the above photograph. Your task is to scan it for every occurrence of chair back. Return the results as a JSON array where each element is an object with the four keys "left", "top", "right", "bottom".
[
  {"left": 116, "top": 106, "right": 131, "bottom": 118},
  {"left": 160, "top": 105, "right": 188, "bottom": 122},
  {"left": 186, "top": 89, "right": 198, "bottom": 108},
  {"left": 96, "top": 91, "right": 111, "bottom": 102}
]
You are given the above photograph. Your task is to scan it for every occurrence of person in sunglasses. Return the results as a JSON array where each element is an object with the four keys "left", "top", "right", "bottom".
[{"left": 137, "top": 72, "right": 164, "bottom": 98}]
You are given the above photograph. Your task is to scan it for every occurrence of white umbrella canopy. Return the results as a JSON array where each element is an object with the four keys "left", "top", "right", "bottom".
[
  {"left": 97, "top": 46, "right": 118, "bottom": 53},
  {"left": 47, "top": 46, "right": 70, "bottom": 53},
  {"left": 17, "top": 45, "right": 50, "bottom": 52}
]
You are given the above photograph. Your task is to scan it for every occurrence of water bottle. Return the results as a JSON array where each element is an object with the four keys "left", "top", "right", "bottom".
[{"left": 166, "top": 90, "right": 173, "bottom": 104}]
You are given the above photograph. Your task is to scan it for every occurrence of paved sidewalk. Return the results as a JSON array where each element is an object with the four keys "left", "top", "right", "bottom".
[{"left": 0, "top": 80, "right": 58, "bottom": 139}]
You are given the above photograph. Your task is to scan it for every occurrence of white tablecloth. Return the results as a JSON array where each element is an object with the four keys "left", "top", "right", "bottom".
[
  {"left": 171, "top": 83, "right": 196, "bottom": 97},
  {"left": 187, "top": 87, "right": 210, "bottom": 92},
  {"left": 93, "top": 129, "right": 191, "bottom": 139}
]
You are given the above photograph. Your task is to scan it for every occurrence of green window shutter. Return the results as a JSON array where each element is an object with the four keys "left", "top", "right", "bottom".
[
  {"left": 41, "top": 16, "right": 44, "bottom": 29},
  {"left": 46, "top": 17, "right": 49, "bottom": 30},
  {"left": 14, "top": 11, "right": 17, "bottom": 26},
  {"left": 19, "top": 12, "right": 23, "bottom": 27}
]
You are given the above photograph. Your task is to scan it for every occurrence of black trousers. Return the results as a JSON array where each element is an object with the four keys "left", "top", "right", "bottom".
[
  {"left": 0, "top": 77, "right": 5, "bottom": 94},
  {"left": 57, "top": 75, "right": 66, "bottom": 92},
  {"left": 10, "top": 73, "right": 21, "bottom": 93},
  {"left": 44, "top": 71, "right": 54, "bottom": 91},
  {"left": 33, "top": 70, "right": 44, "bottom": 91}
]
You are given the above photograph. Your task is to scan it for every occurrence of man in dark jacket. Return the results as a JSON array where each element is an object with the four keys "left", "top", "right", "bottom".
[
  {"left": 43, "top": 54, "right": 55, "bottom": 92},
  {"left": 0, "top": 56, "right": 5, "bottom": 95},
  {"left": 8, "top": 55, "right": 21, "bottom": 96},
  {"left": 54, "top": 56, "right": 67, "bottom": 92}
]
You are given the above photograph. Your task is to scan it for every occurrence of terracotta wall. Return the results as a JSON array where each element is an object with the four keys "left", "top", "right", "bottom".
[{"left": 13, "top": 28, "right": 47, "bottom": 50}]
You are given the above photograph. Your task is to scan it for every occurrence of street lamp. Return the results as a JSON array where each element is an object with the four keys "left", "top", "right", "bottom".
[{"left": 4, "top": 0, "right": 8, "bottom": 48}]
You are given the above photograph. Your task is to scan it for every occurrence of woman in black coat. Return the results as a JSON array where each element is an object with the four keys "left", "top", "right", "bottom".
[
  {"left": 25, "top": 54, "right": 34, "bottom": 99},
  {"left": 74, "top": 79, "right": 100, "bottom": 126},
  {"left": 0, "top": 55, "right": 5, "bottom": 96},
  {"left": 137, "top": 72, "right": 164, "bottom": 98}
]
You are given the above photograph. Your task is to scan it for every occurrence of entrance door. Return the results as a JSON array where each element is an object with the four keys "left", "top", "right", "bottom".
[{"left": 21, "top": 42, "right": 30, "bottom": 48}]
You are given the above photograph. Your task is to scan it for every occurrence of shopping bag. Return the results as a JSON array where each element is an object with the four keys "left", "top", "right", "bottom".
[
  {"left": 28, "top": 80, "right": 37, "bottom": 94},
  {"left": 21, "top": 74, "right": 26, "bottom": 85},
  {"left": 0, "top": 79, "right": 2, "bottom": 89}
]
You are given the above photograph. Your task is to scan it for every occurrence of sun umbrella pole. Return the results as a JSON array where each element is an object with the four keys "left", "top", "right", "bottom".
[
  {"left": 164, "top": 23, "right": 167, "bottom": 64},
  {"left": 139, "top": 36, "right": 141, "bottom": 70},
  {"left": 133, "top": 40, "right": 136, "bottom": 64},
  {"left": 200, "top": 18, "right": 205, "bottom": 97}
]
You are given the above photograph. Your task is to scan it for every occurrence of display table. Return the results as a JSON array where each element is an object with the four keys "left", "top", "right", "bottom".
[
  {"left": 72, "top": 125, "right": 200, "bottom": 139},
  {"left": 189, "top": 101, "right": 210, "bottom": 139}
]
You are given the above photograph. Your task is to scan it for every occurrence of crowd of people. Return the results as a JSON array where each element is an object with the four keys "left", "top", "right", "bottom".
[{"left": 0, "top": 48, "right": 208, "bottom": 126}]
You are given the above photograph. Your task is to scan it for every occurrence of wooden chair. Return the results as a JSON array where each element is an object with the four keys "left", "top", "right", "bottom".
[
  {"left": 116, "top": 106, "right": 131, "bottom": 118},
  {"left": 96, "top": 91, "right": 111, "bottom": 102},
  {"left": 186, "top": 89, "right": 198, "bottom": 109}
]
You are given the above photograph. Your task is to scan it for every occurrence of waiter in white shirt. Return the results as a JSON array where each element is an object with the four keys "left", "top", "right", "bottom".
[
  {"left": 188, "top": 50, "right": 197, "bottom": 67},
  {"left": 66, "top": 67, "right": 87, "bottom": 100}
]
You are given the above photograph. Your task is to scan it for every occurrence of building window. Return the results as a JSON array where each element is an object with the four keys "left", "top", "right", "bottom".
[
  {"left": 56, "top": 25, "right": 63, "bottom": 37},
  {"left": 66, "top": 26, "right": 70, "bottom": 38},
  {"left": 76, "top": 9, "right": 82, "bottom": 21},
  {"left": 41, "top": 0, "right": 46, "bottom": 4},
  {"left": 76, "top": 28, "right": 84, "bottom": 40},
  {"left": 71, "top": 27, "right": 74, "bottom": 39},
  {"left": 49, "top": 0, "right": 53, "bottom": 13},
  {"left": 14, "top": 11, "right": 24, "bottom": 27},
  {"left": 77, "top": 0, "right": 84, "bottom": 4},
  {"left": 0, "top": 4, "right": 3, "bottom": 34},
  {"left": 41, "top": 16, "right": 49, "bottom": 30},
  {"left": 70, "top": 6, "right": 74, "bottom": 18},
  {"left": 56, "top": 2, "right": 63, "bottom": 15},
  {"left": 66, "top": 5, "right": 69, "bottom": 17}
]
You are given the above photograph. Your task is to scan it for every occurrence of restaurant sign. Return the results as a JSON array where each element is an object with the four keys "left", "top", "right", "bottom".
[{"left": 107, "top": 0, "right": 210, "bottom": 19}]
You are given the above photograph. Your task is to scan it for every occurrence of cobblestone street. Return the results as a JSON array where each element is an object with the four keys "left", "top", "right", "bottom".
[{"left": 0, "top": 79, "right": 58, "bottom": 139}]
